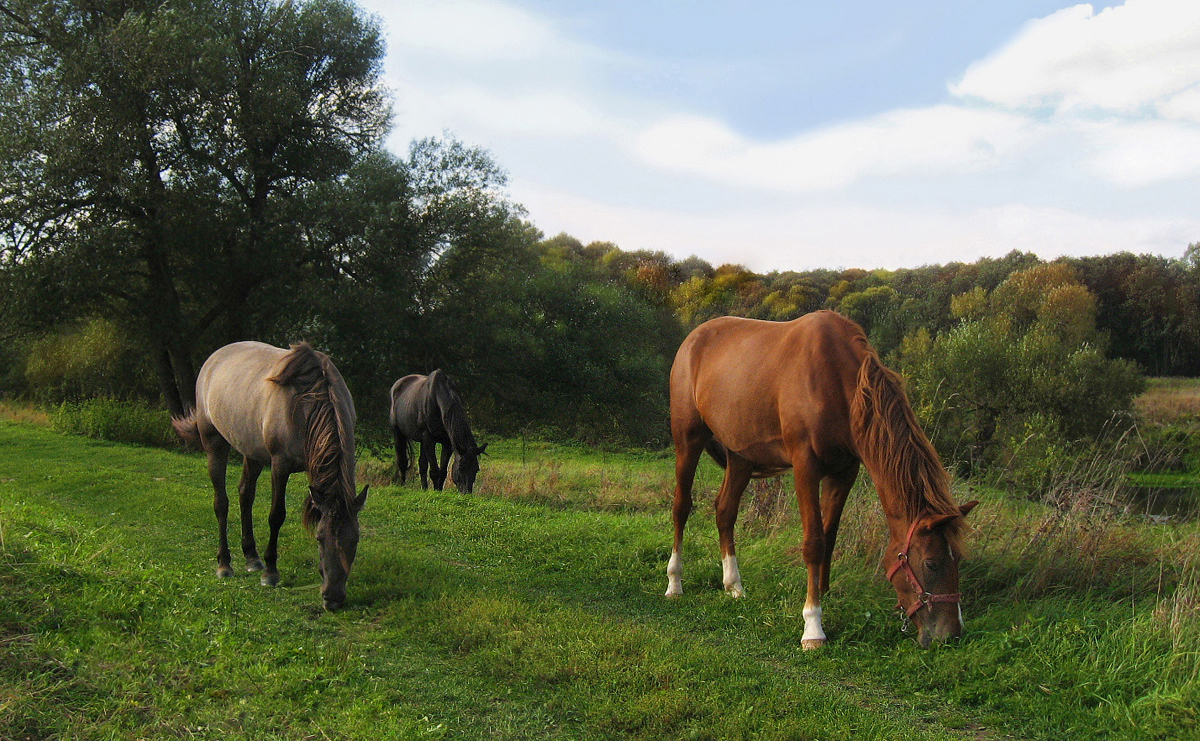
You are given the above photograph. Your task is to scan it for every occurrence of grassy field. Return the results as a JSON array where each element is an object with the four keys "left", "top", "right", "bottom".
[{"left": 2, "top": 418, "right": 1199, "bottom": 739}]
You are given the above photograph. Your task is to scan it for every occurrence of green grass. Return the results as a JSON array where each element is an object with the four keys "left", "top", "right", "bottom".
[
  {"left": 1129, "top": 471, "right": 1200, "bottom": 489},
  {"left": 2, "top": 420, "right": 1199, "bottom": 739}
]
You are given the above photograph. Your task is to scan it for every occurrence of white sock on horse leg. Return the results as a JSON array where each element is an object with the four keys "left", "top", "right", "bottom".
[
  {"left": 802, "top": 605, "right": 826, "bottom": 642},
  {"left": 665, "top": 550, "right": 683, "bottom": 597},
  {"left": 722, "top": 554, "right": 744, "bottom": 597}
]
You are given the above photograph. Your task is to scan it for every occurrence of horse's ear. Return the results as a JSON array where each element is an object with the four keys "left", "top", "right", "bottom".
[
  {"left": 477, "top": 443, "right": 488, "bottom": 456},
  {"left": 959, "top": 500, "right": 979, "bottom": 518},
  {"left": 920, "top": 511, "right": 960, "bottom": 531},
  {"left": 354, "top": 485, "right": 369, "bottom": 511}
]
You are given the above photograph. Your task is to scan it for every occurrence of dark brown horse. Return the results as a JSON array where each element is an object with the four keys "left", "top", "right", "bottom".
[
  {"left": 174, "top": 341, "right": 368, "bottom": 611},
  {"left": 389, "top": 370, "right": 487, "bottom": 493},
  {"left": 667, "top": 311, "right": 977, "bottom": 649}
]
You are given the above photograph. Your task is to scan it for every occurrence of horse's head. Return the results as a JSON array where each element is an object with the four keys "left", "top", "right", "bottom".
[
  {"left": 886, "top": 500, "right": 978, "bottom": 648},
  {"left": 308, "top": 484, "right": 369, "bottom": 611},
  {"left": 451, "top": 442, "right": 488, "bottom": 493}
]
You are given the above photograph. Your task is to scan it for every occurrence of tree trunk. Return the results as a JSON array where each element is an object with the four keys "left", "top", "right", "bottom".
[
  {"left": 169, "top": 341, "right": 197, "bottom": 409},
  {"left": 155, "top": 346, "right": 185, "bottom": 417}
]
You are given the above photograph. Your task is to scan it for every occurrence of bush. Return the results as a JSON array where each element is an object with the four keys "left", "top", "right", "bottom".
[
  {"left": 1132, "top": 423, "right": 1200, "bottom": 473},
  {"left": 50, "top": 398, "right": 178, "bottom": 449},
  {"left": 898, "top": 264, "right": 1145, "bottom": 484},
  {"left": 24, "top": 318, "right": 156, "bottom": 403}
]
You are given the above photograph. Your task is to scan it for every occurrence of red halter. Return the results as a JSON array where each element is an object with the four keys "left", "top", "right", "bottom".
[{"left": 885, "top": 512, "right": 960, "bottom": 619}]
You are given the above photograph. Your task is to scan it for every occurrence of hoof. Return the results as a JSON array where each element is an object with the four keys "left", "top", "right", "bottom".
[
  {"left": 246, "top": 558, "right": 265, "bottom": 572},
  {"left": 801, "top": 638, "right": 826, "bottom": 651},
  {"left": 260, "top": 571, "right": 280, "bottom": 587},
  {"left": 725, "top": 585, "right": 745, "bottom": 598},
  {"left": 664, "top": 588, "right": 683, "bottom": 598},
  {"left": 216, "top": 565, "right": 234, "bottom": 578}
]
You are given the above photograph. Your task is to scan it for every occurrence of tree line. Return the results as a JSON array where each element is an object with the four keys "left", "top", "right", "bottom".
[{"left": 2, "top": 0, "right": 1197, "bottom": 476}]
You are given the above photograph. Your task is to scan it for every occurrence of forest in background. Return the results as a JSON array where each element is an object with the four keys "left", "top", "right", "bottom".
[{"left": 2, "top": 0, "right": 1199, "bottom": 488}]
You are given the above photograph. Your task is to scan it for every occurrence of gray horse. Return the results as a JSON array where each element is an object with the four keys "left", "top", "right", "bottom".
[
  {"left": 389, "top": 370, "right": 487, "bottom": 493},
  {"left": 173, "top": 341, "right": 368, "bottom": 611}
]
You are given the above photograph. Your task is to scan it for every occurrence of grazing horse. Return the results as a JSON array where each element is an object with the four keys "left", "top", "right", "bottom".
[
  {"left": 666, "top": 311, "right": 977, "bottom": 649},
  {"left": 173, "top": 341, "right": 368, "bottom": 611},
  {"left": 389, "top": 370, "right": 487, "bottom": 493}
]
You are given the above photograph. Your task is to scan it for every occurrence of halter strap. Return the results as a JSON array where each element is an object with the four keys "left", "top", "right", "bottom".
[{"left": 886, "top": 513, "right": 960, "bottom": 618}]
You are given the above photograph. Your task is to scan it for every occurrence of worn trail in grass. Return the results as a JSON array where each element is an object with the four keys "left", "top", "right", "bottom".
[{"left": 0, "top": 422, "right": 983, "bottom": 740}]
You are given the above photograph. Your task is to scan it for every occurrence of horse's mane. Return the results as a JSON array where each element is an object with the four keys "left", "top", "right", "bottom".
[
  {"left": 847, "top": 330, "right": 965, "bottom": 556},
  {"left": 268, "top": 342, "right": 354, "bottom": 530},
  {"left": 429, "top": 370, "right": 477, "bottom": 455}
]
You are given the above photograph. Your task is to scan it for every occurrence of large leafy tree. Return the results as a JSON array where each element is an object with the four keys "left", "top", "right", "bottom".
[
  {"left": 0, "top": 0, "right": 389, "bottom": 414},
  {"left": 899, "top": 262, "right": 1144, "bottom": 478}
]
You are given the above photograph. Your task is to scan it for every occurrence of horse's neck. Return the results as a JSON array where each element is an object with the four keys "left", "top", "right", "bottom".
[
  {"left": 868, "top": 476, "right": 915, "bottom": 522},
  {"left": 442, "top": 403, "right": 474, "bottom": 453}
]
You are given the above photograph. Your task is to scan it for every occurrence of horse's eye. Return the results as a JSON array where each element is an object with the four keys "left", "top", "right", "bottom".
[{"left": 923, "top": 559, "right": 941, "bottom": 572}]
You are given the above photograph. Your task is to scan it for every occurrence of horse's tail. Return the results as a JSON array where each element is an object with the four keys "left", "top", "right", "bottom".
[{"left": 172, "top": 409, "right": 202, "bottom": 449}]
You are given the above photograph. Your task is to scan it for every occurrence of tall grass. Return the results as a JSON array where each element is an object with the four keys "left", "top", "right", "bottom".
[{"left": 49, "top": 397, "right": 178, "bottom": 448}]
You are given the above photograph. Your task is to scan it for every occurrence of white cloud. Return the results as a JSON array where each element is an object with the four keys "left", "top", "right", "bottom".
[
  {"left": 365, "top": 0, "right": 573, "bottom": 63},
  {"left": 391, "top": 81, "right": 619, "bottom": 140},
  {"left": 1086, "top": 118, "right": 1200, "bottom": 186},
  {"left": 1159, "top": 86, "right": 1200, "bottom": 122},
  {"left": 513, "top": 184, "right": 1200, "bottom": 271},
  {"left": 951, "top": 0, "right": 1200, "bottom": 113},
  {"left": 633, "top": 105, "right": 1034, "bottom": 193}
]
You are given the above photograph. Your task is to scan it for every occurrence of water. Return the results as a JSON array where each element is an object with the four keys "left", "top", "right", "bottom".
[{"left": 1128, "top": 486, "right": 1199, "bottom": 522}]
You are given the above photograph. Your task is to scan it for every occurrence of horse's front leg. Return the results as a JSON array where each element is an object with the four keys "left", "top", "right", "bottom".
[
  {"left": 715, "top": 455, "right": 753, "bottom": 598},
  {"left": 203, "top": 434, "right": 233, "bottom": 578},
  {"left": 239, "top": 458, "right": 266, "bottom": 572},
  {"left": 433, "top": 444, "right": 451, "bottom": 490},
  {"left": 793, "top": 451, "right": 827, "bottom": 649},
  {"left": 261, "top": 462, "right": 290, "bottom": 587}
]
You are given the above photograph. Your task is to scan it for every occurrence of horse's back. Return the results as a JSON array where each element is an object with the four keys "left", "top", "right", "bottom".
[
  {"left": 390, "top": 373, "right": 430, "bottom": 437},
  {"left": 673, "top": 312, "right": 866, "bottom": 464},
  {"left": 196, "top": 341, "right": 298, "bottom": 464}
]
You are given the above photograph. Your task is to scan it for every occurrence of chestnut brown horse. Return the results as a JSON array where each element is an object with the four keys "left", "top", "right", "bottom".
[
  {"left": 666, "top": 311, "right": 977, "bottom": 649},
  {"left": 173, "top": 342, "right": 368, "bottom": 611}
]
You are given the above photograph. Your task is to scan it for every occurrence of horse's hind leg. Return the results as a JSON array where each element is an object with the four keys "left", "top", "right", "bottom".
[
  {"left": 392, "top": 427, "right": 410, "bottom": 485},
  {"left": 238, "top": 458, "right": 266, "bottom": 572},
  {"left": 261, "top": 461, "right": 291, "bottom": 587},
  {"left": 418, "top": 443, "right": 431, "bottom": 489},
  {"left": 666, "top": 427, "right": 707, "bottom": 597},
  {"left": 202, "top": 432, "right": 233, "bottom": 578},
  {"left": 714, "top": 455, "right": 753, "bottom": 598}
]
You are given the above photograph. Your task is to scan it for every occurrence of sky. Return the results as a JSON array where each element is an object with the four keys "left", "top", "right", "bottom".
[{"left": 355, "top": 0, "right": 1200, "bottom": 272}]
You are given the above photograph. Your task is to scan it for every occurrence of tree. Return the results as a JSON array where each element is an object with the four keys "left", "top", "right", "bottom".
[
  {"left": 0, "top": 0, "right": 389, "bottom": 415},
  {"left": 900, "top": 262, "right": 1144, "bottom": 479}
]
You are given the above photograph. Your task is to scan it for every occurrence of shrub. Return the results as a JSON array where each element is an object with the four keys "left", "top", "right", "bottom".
[
  {"left": 23, "top": 318, "right": 156, "bottom": 403},
  {"left": 898, "top": 263, "right": 1145, "bottom": 484},
  {"left": 50, "top": 398, "right": 178, "bottom": 449}
]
